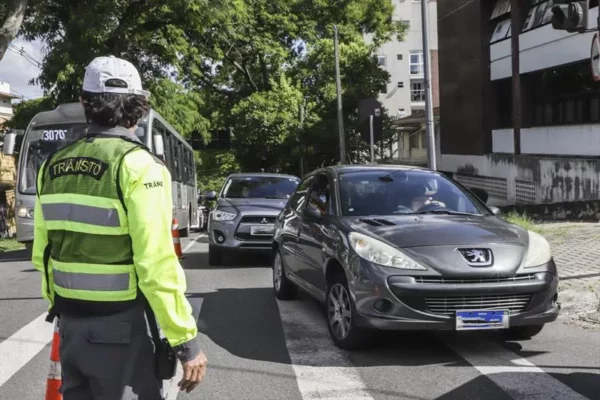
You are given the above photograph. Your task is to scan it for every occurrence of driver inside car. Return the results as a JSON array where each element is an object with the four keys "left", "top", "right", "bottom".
[{"left": 409, "top": 180, "right": 446, "bottom": 212}]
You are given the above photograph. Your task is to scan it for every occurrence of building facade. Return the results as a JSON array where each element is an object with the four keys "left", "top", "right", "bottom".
[
  {"left": 371, "top": 0, "right": 439, "bottom": 163},
  {"left": 0, "top": 82, "right": 18, "bottom": 126},
  {"left": 437, "top": 0, "right": 600, "bottom": 206}
]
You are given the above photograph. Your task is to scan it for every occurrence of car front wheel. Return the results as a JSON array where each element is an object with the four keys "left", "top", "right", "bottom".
[
  {"left": 326, "top": 273, "right": 371, "bottom": 350},
  {"left": 273, "top": 249, "right": 297, "bottom": 300},
  {"left": 502, "top": 324, "right": 545, "bottom": 341}
]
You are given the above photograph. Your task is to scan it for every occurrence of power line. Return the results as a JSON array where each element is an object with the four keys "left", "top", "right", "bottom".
[
  {"left": 8, "top": 42, "right": 42, "bottom": 65},
  {"left": 438, "top": 0, "right": 478, "bottom": 23},
  {"left": 7, "top": 43, "right": 42, "bottom": 69}
]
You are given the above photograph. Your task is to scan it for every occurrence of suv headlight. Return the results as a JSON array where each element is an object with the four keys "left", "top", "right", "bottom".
[
  {"left": 212, "top": 209, "right": 237, "bottom": 221},
  {"left": 523, "top": 230, "right": 552, "bottom": 268},
  {"left": 348, "top": 232, "right": 427, "bottom": 270}
]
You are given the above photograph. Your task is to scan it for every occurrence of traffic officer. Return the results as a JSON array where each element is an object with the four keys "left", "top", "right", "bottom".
[{"left": 31, "top": 55, "right": 207, "bottom": 399}]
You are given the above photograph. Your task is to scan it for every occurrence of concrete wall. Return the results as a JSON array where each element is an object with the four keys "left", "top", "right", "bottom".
[{"left": 441, "top": 154, "right": 600, "bottom": 205}]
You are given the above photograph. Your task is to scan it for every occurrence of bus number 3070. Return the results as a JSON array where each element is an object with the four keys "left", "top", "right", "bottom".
[{"left": 42, "top": 130, "right": 66, "bottom": 141}]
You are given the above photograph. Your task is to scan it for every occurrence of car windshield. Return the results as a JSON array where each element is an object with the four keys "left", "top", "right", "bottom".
[
  {"left": 222, "top": 176, "right": 300, "bottom": 199},
  {"left": 338, "top": 170, "right": 489, "bottom": 217},
  {"left": 19, "top": 123, "right": 147, "bottom": 194}
]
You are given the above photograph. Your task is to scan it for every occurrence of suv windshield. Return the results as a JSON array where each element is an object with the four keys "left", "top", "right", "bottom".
[
  {"left": 338, "top": 170, "right": 489, "bottom": 217},
  {"left": 222, "top": 176, "right": 300, "bottom": 199},
  {"left": 19, "top": 123, "right": 148, "bottom": 194}
]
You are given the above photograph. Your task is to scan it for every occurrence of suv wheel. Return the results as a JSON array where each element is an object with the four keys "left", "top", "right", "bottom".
[
  {"left": 502, "top": 324, "right": 545, "bottom": 341},
  {"left": 273, "top": 249, "right": 297, "bottom": 300},
  {"left": 326, "top": 273, "right": 371, "bottom": 350},
  {"left": 208, "top": 245, "right": 224, "bottom": 266}
]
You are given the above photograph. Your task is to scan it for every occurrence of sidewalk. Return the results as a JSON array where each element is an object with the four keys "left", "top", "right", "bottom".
[{"left": 539, "top": 222, "right": 600, "bottom": 329}]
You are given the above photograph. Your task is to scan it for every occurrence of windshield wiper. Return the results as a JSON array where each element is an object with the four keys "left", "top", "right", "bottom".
[
  {"left": 414, "top": 209, "right": 483, "bottom": 216},
  {"left": 263, "top": 196, "right": 288, "bottom": 199}
]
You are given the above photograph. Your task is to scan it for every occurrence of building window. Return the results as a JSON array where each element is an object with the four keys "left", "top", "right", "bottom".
[
  {"left": 490, "top": 19, "right": 511, "bottom": 43},
  {"left": 411, "top": 81, "right": 425, "bottom": 102},
  {"left": 398, "top": 108, "right": 406, "bottom": 117},
  {"left": 377, "top": 55, "right": 387, "bottom": 67},
  {"left": 522, "top": 1, "right": 554, "bottom": 32},
  {"left": 380, "top": 84, "right": 387, "bottom": 94},
  {"left": 410, "top": 51, "right": 424, "bottom": 75},
  {"left": 398, "top": 81, "right": 404, "bottom": 88},
  {"left": 397, "top": 54, "right": 403, "bottom": 61}
]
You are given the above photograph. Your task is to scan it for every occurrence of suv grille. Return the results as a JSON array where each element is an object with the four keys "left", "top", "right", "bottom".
[
  {"left": 240, "top": 216, "right": 277, "bottom": 224},
  {"left": 415, "top": 274, "right": 537, "bottom": 284},
  {"left": 424, "top": 294, "right": 532, "bottom": 316}
]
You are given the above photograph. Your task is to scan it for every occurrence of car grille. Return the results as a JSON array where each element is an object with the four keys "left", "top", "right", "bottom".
[
  {"left": 424, "top": 294, "right": 532, "bottom": 316},
  {"left": 234, "top": 232, "right": 273, "bottom": 241},
  {"left": 415, "top": 274, "right": 537, "bottom": 284},
  {"left": 240, "top": 216, "right": 277, "bottom": 224}
]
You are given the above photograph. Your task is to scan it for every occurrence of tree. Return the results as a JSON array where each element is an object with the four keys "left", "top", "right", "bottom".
[
  {"left": 2, "top": 96, "right": 54, "bottom": 130},
  {"left": 0, "top": 0, "right": 28, "bottom": 61}
]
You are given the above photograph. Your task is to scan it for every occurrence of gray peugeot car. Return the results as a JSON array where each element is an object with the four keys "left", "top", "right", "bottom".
[
  {"left": 272, "top": 165, "right": 559, "bottom": 349},
  {"left": 206, "top": 173, "right": 301, "bottom": 265}
]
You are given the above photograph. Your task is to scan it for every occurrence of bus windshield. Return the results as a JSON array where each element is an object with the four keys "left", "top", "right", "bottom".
[{"left": 19, "top": 123, "right": 148, "bottom": 194}]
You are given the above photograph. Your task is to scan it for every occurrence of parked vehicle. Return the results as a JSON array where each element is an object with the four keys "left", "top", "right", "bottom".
[
  {"left": 272, "top": 165, "right": 559, "bottom": 350},
  {"left": 206, "top": 173, "right": 301, "bottom": 265},
  {"left": 194, "top": 193, "right": 209, "bottom": 232}
]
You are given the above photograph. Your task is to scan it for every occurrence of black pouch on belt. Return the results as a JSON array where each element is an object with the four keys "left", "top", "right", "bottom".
[{"left": 145, "top": 300, "right": 177, "bottom": 380}]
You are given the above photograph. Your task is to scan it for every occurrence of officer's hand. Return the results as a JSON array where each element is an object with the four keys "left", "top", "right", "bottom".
[{"left": 178, "top": 351, "right": 208, "bottom": 393}]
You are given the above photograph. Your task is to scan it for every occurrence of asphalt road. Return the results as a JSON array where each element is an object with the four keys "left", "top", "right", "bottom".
[{"left": 0, "top": 233, "right": 599, "bottom": 400}]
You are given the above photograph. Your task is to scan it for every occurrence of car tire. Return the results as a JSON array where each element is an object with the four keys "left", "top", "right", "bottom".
[
  {"left": 326, "top": 273, "right": 371, "bottom": 350},
  {"left": 273, "top": 249, "right": 297, "bottom": 300},
  {"left": 208, "top": 245, "right": 224, "bottom": 266},
  {"left": 502, "top": 324, "right": 545, "bottom": 341}
]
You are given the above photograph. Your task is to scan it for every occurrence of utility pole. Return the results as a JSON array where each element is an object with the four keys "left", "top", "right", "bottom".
[
  {"left": 421, "top": 0, "right": 436, "bottom": 170},
  {"left": 510, "top": 0, "right": 521, "bottom": 155},
  {"left": 333, "top": 25, "right": 347, "bottom": 164}
]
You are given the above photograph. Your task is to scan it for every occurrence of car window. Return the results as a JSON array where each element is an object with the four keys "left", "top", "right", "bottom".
[
  {"left": 289, "top": 176, "right": 314, "bottom": 213},
  {"left": 307, "top": 173, "right": 331, "bottom": 216},
  {"left": 338, "top": 170, "right": 489, "bottom": 217},
  {"left": 222, "top": 176, "right": 300, "bottom": 199}
]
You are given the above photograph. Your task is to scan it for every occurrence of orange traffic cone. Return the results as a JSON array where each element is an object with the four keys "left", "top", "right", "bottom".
[
  {"left": 172, "top": 219, "right": 184, "bottom": 260},
  {"left": 45, "top": 319, "right": 62, "bottom": 400}
]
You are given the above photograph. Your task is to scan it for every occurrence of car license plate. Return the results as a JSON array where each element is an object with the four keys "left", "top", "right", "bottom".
[
  {"left": 455, "top": 310, "right": 509, "bottom": 331},
  {"left": 250, "top": 225, "right": 275, "bottom": 235}
]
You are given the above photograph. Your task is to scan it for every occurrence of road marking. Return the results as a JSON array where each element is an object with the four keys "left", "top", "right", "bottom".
[
  {"left": 164, "top": 298, "right": 205, "bottom": 400},
  {"left": 182, "top": 233, "right": 207, "bottom": 253},
  {"left": 0, "top": 312, "right": 54, "bottom": 387},
  {"left": 444, "top": 335, "right": 589, "bottom": 400},
  {"left": 278, "top": 301, "right": 374, "bottom": 400}
]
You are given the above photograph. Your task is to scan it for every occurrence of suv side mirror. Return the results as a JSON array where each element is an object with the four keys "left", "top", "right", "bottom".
[
  {"left": 469, "top": 187, "right": 489, "bottom": 204},
  {"left": 205, "top": 190, "right": 217, "bottom": 201},
  {"left": 2, "top": 132, "right": 17, "bottom": 155},
  {"left": 489, "top": 206, "right": 502, "bottom": 217},
  {"left": 153, "top": 134, "right": 165, "bottom": 157},
  {"left": 303, "top": 206, "right": 322, "bottom": 221}
]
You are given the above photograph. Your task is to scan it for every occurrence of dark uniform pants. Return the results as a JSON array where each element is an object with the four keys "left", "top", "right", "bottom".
[{"left": 58, "top": 303, "right": 164, "bottom": 400}]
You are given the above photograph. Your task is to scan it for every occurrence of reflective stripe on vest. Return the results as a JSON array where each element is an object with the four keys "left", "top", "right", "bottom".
[
  {"left": 51, "top": 258, "right": 137, "bottom": 302},
  {"left": 39, "top": 193, "right": 128, "bottom": 235}
]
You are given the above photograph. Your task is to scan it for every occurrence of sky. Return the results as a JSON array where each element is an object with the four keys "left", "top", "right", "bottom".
[{"left": 0, "top": 37, "right": 45, "bottom": 101}]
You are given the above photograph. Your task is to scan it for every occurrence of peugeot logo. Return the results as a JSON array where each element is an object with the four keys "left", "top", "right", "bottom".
[{"left": 458, "top": 248, "right": 493, "bottom": 267}]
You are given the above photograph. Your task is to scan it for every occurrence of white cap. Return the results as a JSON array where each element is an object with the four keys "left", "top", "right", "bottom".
[{"left": 82, "top": 55, "right": 150, "bottom": 98}]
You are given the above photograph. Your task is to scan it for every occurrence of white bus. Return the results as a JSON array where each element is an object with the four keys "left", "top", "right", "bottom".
[{"left": 2, "top": 102, "right": 199, "bottom": 250}]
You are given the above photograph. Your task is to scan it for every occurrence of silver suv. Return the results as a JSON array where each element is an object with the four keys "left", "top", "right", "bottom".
[{"left": 206, "top": 173, "right": 300, "bottom": 265}]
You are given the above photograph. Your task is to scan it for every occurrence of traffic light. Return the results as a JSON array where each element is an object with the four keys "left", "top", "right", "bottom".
[{"left": 551, "top": 0, "right": 589, "bottom": 33}]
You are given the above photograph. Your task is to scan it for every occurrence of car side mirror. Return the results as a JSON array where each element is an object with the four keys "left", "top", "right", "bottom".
[
  {"left": 2, "top": 132, "right": 16, "bottom": 155},
  {"left": 153, "top": 134, "right": 165, "bottom": 157},
  {"left": 489, "top": 206, "right": 501, "bottom": 217},
  {"left": 469, "top": 187, "right": 489, "bottom": 204},
  {"left": 205, "top": 190, "right": 217, "bottom": 201},
  {"left": 303, "top": 206, "right": 322, "bottom": 221}
]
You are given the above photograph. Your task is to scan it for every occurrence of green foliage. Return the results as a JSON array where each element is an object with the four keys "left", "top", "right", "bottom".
[
  {"left": 195, "top": 150, "right": 240, "bottom": 193},
  {"left": 504, "top": 211, "right": 542, "bottom": 233},
  {"left": 2, "top": 97, "right": 55, "bottom": 130},
  {"left": 18, "top": 0, "right": 409, "bottom": 179},
  {"left": 148, "top": 79, "right": 210, "bottom": 139}
]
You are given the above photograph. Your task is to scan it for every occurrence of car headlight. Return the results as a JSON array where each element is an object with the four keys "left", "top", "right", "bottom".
[
  {"left": 348, "top": 232, "right": 427, "bottom": 270},
  {"left": 523, "top": 230, "right": 552, "bottom": 268},
  {"left": 17, "top": 207, "right": 34, "bottom": 219},
  {"left": 212, "top": 209, "right": 237, "bottom": 221}
]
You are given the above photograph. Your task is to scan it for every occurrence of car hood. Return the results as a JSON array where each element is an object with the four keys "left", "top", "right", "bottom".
[
  {"left": 343, "top": 214, "right": 528, "bottom": 248},
  {"left": 216, "top": 197, "right": 289, "bottom": 214}
]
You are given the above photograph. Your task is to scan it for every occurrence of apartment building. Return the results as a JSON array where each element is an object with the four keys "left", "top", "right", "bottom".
[
  {"left": 372, "top": 0, "right": 439, "bottom": 163},
  {"left": 437, "top": 0, "right": 600, "bottom": 206}
]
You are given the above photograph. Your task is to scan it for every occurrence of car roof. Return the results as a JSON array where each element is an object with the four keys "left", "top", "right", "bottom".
[
  {"left": 315, "top": 164, "right": 433, "bottom": 178},
  {"left": 227, "top": 173, "right": 300, "bottom": 179}
]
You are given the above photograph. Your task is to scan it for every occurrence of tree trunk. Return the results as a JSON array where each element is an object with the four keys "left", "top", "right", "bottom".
[{"left": 0, "top": 0, "right": 29, "bottom": 62}]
